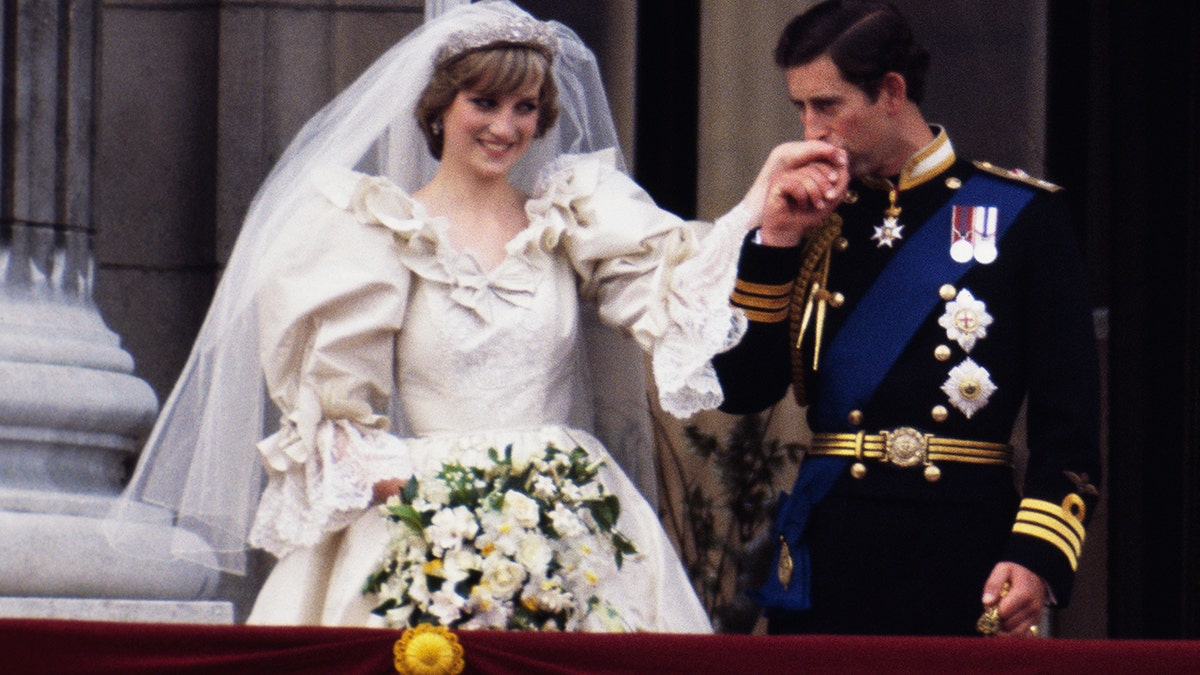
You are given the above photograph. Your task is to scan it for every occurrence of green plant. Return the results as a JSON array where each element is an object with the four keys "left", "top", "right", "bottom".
[{"left": 655, "top": 409, "right": 803, "bottom": 633}]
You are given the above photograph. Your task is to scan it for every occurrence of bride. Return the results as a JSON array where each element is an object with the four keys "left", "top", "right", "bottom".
[{"left": 109, "top": 0, "right": 845, "bottom": 632}]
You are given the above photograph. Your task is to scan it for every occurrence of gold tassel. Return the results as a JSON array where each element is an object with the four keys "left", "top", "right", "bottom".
[{"left": 777, "top": 536, "right": 794, "bottom": 590}]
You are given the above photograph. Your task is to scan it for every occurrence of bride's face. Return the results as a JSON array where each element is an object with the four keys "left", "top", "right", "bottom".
[{"left": 440, "top": 80, "right": 542, "bottom": 181}]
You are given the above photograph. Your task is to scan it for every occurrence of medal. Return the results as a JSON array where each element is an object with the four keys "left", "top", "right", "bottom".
[
  {"left": 974, "top": 205, "right": 998, "bottom": 264},
  {"left": 950, "top": 205, "right": 1000, "bottom": 263},
  {"left": 937, "top": 288, "right": 993, "bottom": 353},
  {"left": 950, "top": 205, "right": 975, "bottom": 262},
  {"left": 872, "top": 217, "right": 904, "bottom": 248},
  {"left": 940, "top": 357, "right": 997, "bottom": 419},
  {"left": 871, "top": 188, "right": 905, "bottom": 248}
]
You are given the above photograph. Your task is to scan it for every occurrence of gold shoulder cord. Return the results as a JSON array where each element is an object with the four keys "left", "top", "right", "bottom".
[{"left": 788, "top": 215, "right": 843, "bottom": 406}]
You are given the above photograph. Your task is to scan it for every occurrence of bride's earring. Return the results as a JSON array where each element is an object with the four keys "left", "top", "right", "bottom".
[{"left": 431, "top": 119, "right": 443, "bottom": 136}]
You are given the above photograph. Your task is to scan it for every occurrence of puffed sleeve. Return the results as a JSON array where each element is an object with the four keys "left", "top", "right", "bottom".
[
  {"left": 527, "top": 149, "right": 751, "bottom": 418},
  {"left": 248, "top": 168, "right": 422, "bottom": 558}
]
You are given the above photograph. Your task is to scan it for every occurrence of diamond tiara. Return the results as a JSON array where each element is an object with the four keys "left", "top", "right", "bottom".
[{"left": 434, "top": 15, "right": 559, "bottom": 67}]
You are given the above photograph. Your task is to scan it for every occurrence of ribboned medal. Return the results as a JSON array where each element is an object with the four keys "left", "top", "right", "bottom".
[
  {"left": 950, "top": 205, "right": 975, "bottom": 262},
  {"left": 871, "top": 187, "right": 905, "bottom": 248},
  {"left": 950, "top": 205, "right": 999, "bottom": 264},
  {"left": 973, "top": 205, "right": 998, "bottom": 264}
]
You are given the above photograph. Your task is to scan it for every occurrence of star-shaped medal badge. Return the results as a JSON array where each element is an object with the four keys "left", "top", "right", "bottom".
[
  {"left": 940, "top": 357, "right": 998, "bottom": 419},
  {"left": 871, "top": 216, "right": 904, "bottom": 248},
  {"left": 937, "top": 288, "right": 993, "bottom": 353}
]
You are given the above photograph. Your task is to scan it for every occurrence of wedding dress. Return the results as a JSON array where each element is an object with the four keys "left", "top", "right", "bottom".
[{"left": 244, "top": 149, "right": 748, "bottom": 630}]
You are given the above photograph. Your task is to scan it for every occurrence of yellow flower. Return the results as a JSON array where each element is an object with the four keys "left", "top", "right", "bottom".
[
  {"left": 393, "top": 625, "right": 465, "bottom": 675},
  {"left": 423, "top": 559, "right": 444, "bottom": 576}
]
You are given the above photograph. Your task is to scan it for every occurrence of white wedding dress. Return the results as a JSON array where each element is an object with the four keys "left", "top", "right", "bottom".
[{"left": 245, "top": 149, "right": 747, "bottom": 632}]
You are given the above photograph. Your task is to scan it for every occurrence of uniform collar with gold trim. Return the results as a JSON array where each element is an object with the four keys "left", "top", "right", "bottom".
[{"left": 862, "top": 126, "right": 955, "bottom": 193}]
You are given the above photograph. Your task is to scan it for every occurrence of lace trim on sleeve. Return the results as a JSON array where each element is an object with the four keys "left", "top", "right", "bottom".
[
  {"left": 248, "top": 418, "right": 413, "bottom": 558},
  {"left": 653, "top": 204, "right": 751, "bottom": 418},
  {"left": 530, "top": 149, "right": 751, "bottom": 418}
]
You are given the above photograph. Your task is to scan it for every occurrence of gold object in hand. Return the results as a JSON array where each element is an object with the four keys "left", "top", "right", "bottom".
[{"left": 975, "top": 581, "right": 1011, "bottom": 636}]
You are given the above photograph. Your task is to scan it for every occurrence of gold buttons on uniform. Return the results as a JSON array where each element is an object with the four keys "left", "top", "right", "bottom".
[
  {"left": 934, "top": 344, "right": 952, "bottom": 361},
  {"left": 946, "top": 177, "right": 962, "bottom": 190},
  {"left": 924, "top": 465, "right": 942, "bottom": 482},
  {"left": 828, "top": 291, "right": 845, "bottom": 308},
  {"left": 835, "top": 237, "right": 850, "bottom": 252},
  {"left": 931, "top": 405, "right": 949, "bottom": 423},
  {"left": 843, "top": 190, "right": 859, "bottom": 205},
  {"left": 847, "top": 410, "right": 864, "bottom": 426},
  {"left": 851, "top": 462, "right": 868, "bottom": 479},
  {"left": 939, "top": 284, "right": 957, "bottom": 300}
]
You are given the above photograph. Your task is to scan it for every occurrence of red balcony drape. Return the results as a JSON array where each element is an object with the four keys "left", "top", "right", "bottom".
[{"left": 4, "top": 618, "right": 1199, "bottom": 674}]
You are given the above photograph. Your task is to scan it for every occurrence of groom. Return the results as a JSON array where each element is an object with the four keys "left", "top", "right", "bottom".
[{"left": 714, "top": 0, "right": 1101, "bottom": 637}]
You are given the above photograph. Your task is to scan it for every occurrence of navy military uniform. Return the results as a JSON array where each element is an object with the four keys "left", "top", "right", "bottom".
[{"left": 713, "top": 129, "right": 1101, "bottom": 635}]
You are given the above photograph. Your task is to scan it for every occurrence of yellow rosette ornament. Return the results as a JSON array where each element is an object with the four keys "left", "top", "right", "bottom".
[{"left": 393, "top": 625, "right": 465, "bottom": 675}]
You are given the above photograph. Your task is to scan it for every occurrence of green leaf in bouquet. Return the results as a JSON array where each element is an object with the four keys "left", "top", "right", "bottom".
[
  {"left": 401, "top": 477, "right": 420, "bottom": 503},
  {"left": 587, "top": 494, "right": 621, "bottom": 532},
  {"left": 369, "top": 597, "right": 398, "bottom": 617},
  {"left": 363, "top": 559, "right": 397, "bottom": 594},
  {"left": 388, "top": 503, "right": 425, "bottom": 534},
  {"left": 612, "top": 532, "right": 638, "bottom": 568}
]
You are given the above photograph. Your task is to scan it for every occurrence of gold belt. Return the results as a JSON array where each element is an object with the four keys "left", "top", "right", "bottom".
[{"left": 808, "top": 428, "right": 1012, "bottom": 482}]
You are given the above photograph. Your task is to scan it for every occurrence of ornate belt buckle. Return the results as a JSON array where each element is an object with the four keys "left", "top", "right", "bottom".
[{"left": 881, "top": 427, "right": 930, "bottom": 468}]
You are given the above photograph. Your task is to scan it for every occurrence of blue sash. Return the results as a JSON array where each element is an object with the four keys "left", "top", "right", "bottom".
[{"left": 753, "top": 173, "right": 1036, "bottom": 612}]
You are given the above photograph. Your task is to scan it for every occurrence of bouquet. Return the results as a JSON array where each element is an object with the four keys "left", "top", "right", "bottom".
[{"left": 364, "top": 442, "right": 639, "bottom": 631}]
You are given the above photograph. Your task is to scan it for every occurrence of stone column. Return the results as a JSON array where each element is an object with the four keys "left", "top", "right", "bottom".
[{"left": 0, "top": 0, "right": 224, "bottom": 622}]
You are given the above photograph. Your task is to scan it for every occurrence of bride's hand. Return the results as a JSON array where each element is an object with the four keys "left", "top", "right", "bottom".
[
  {"left": 742, "top": 141, "right": 849, "bottom": 245},
  {"left": 373, "top": 477, "right": 407, "bottom": 503}
]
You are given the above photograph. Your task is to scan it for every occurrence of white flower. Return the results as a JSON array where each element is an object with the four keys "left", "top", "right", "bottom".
[
  {"left": 476, "top": 511, "right": 523, "bottom": 556},
  {"left": 516, "top": 535, "right": 553, "bottom": 575},
  {"left": 428, "top": 587, "right": 467, "bottom": 625},
  {"left": 416, "top": 477, "right": 451, "bottom": 506},
  {"left": 480, "top": 554, "right": 528, "bottom": 598},
  {"left": 532, "top": 474, "right": 558, "bottom": 499},
  {"left": 550, "top": 503, "right": 587, "bottom": 538},
  {"left": 464, "top": 586, "right": 511, "bottom": 629},
  {"left": 937, "top": 288, "right": 993, "bottom": 353},
  {"left": 426, "top": 505, "right": 479, "bottom": 554},
  {"left": 528, "top": 579, "right": 574, "bottom": 613},
  {"left": 502, "top": 490, "right": 541, "bottom": 529},
  {"left": 559, "top": 482, "right": 583, "bottom": 502},
  {"left": 442, "top": 548, "right": 482, "bottom": 585},
  {"left": 367, "top": 440, "right": 638, "bottom": 630},
  {"left": 406, "top": 571, "right": 430, "bottom": 606}
]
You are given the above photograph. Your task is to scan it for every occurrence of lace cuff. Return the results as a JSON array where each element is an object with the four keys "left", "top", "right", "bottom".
[
  {"left": 653, "top": 204, "right": 751, "bottom": 418},
  {"left": 249, "top": 418, "right": 413, "bottom": 558}
]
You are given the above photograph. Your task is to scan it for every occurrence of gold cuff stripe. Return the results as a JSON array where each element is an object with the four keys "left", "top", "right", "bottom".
[
  {"left": 1012, "top": 523, "right": 1079, "bottom": 571},
  {"left": 735, "top": 279, "right": 794, "bottom": 296},
  {"left": 739, "top": 307, "right": 789, "bottom": 323},
  {"left": 1017, "top": 511, "right": 1083, "bottom": 556},
  {"left": 730, "top": 292, "right": 791, "bottom": 311},
  {"left": 1020, "top": 498, "right": 1086, "bottom": 540}
]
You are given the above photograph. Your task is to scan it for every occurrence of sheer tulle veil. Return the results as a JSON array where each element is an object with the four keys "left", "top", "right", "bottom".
[{"left": 105, "top": 0, "right": 642, "bottom": 575}]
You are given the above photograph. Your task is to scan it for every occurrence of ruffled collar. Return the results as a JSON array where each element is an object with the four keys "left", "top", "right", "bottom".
[{"left": 308, "top": 150, "right": 617, "bottom": 323}]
